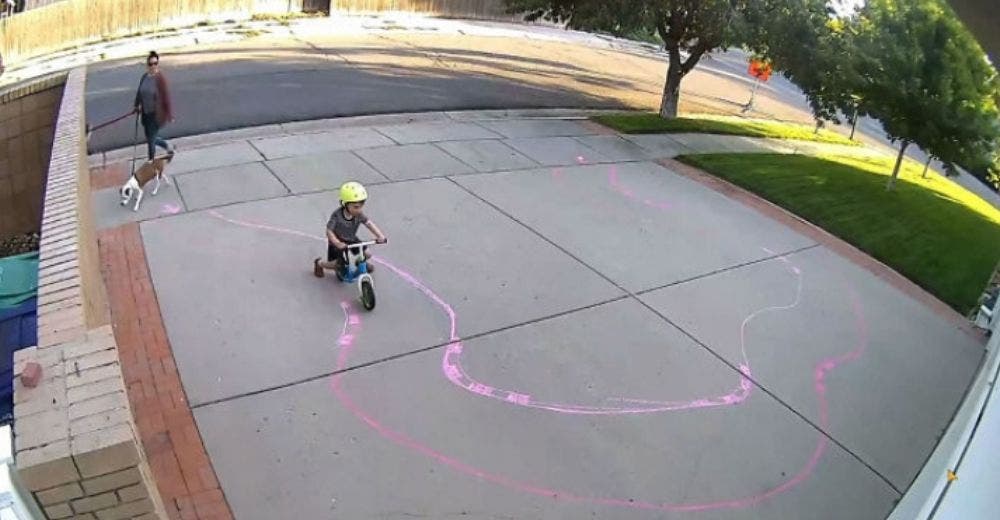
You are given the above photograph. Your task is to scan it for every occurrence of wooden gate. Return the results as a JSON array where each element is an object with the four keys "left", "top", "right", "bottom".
[{"left": 303, "top": 0, "right": 330, "bottom": 13}]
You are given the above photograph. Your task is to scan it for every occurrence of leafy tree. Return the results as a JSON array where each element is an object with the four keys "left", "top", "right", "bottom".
[
  {"left": 745, "top": 1, "right": 854, "bottom": 127},
  {"left": 502, "top": 0, "right": 829, "bottom": 118},
  {"left": 849, "top": 0, "right": 1000, "bottom": 189},
  {"left": 989, "top": 160, "right": 1000, "bottom": 191},
  {"left": 965, "top": 153, "right": 1000, "bottom": 191}
]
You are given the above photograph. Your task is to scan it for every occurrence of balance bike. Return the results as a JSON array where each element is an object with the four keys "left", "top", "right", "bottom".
[{"left": 336, "top": 241, "right": 381, "bottom": 311}]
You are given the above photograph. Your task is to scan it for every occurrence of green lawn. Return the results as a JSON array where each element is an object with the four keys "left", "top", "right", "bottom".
[
  {"left": 595, "top": 112, "right": 858, "bottom": 146},
  {"left": 677, "top": 153, "right": 1000, "bottom": 313}
]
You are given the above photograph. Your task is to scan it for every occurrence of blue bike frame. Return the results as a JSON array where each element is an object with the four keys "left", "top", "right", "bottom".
[{"left": 339, "top": 258, "right": 370, "bottom": 283}]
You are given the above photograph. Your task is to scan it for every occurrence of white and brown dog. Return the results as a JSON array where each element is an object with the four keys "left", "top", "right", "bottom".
[{"left": 120, "top": 155, "right": 173, "bottom": 212}]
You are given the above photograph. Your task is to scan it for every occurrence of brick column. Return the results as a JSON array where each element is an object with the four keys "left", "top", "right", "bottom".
[{"left": 12, "top": 68, "right": 168, "bottom": 520}]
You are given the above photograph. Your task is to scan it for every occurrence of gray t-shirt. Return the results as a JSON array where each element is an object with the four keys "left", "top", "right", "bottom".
[
  {"left": 138, "top": 74, "right": 158, "bottom": 115},
  {"left": 327, "top": 207, "right": 369, "bottom": 242}
]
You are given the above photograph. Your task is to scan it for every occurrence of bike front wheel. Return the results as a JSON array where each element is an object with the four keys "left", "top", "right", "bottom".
[{"left": 360, "top": 279, "right": 376, "bottom": 311}]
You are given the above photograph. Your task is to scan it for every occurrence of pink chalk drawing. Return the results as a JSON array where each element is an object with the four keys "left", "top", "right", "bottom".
[
  {"left": 161, "top": 203, "right": 182, "bottom": 215},
  {"left": 208, "top": 206, "right": 868, "bottom": 512},
  {"left": 440, "top": 248, "right": 799, "bottom": 414},
  {"left": 608, "top": 165, "right": 672, "bottom": 211},
  {"left": 550, "top": 164, "right": 680, "bottom": 222},
  {"left": 467, "top": 167, "right": 802, "bottom": 414},
  {"left": 325, "top": 247, "right": 770, "bottom": 415},
  {"left": 328, "top": 277, "right": 869, "bottom": 512},
  {"left": 506, "top": 392, "right": 531, "bottom": 405}
]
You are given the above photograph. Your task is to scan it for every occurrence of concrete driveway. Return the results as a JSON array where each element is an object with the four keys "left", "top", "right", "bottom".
[{"left": 90, "top": 115, "right": 985, "bottom": 519}]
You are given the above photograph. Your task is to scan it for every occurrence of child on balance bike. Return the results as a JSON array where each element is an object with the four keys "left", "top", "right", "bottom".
[{"left": 313, "top": 181, "right": 387, "bottom": 279}]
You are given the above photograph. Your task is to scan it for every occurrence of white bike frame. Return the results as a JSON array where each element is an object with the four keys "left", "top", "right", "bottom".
[
  {"left": 343, "top": 240, "right": 377, "bottom": 287},
  {"left": 340, "top": 240, "right": 384, "bottom": 311}
]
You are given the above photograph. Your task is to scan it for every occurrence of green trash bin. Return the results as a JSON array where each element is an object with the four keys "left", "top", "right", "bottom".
[{"left": 0, "top": 252, "right": 39, "bottom": 311}]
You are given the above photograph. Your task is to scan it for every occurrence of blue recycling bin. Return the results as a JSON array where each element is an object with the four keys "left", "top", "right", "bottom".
[
  {"left": 0, "top": 252, "right": 39, "bottom": 426},
  {"left": 0, "top": 298, "right": 36, "bottom": 425}
]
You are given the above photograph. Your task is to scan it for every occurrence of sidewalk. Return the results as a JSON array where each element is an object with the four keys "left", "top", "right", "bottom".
[
  {"left": 90, "top": 108, "right": 880, "bottom": 171},
  {"left": 89, "top": 109, "right": 890, "bottom": 230},
  {"left": 86, "top": 109, "right": 893, "bottom": 230}
]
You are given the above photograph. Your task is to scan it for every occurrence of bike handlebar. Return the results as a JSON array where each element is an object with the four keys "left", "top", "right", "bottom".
[{"left": 343, "top": 239, "right": 385, "bottom": 250}]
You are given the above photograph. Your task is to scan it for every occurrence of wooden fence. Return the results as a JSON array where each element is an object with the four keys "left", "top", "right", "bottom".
[
  {"left": 0, "top": 0, "right": 516, "bottom": 66},
  {"left": 0, "top": 0, "right": 302, "bottom": 65},
  {"left": 329, "top": 0, "right": 514, "bottom": 19}
]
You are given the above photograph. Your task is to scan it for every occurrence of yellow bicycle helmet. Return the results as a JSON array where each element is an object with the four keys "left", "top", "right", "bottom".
[{"left": 339, "top": 181, "right": 368, "bottom": 204}]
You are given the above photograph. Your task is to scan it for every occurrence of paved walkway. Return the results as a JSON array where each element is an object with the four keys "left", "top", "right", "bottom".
[
  {"left": 99, "top": 224, "right": 229, "bottom": 520},
  {"left": 90, "top": 113, "right": 984, "bottom": 519}
]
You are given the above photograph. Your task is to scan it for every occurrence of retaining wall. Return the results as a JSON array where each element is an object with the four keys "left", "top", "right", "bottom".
[
  {"left": 0, "top": 74, "right": 61, "bottom": 240},
  {"left": 12, "top": 68, "right": 166, "bottom": 520}
]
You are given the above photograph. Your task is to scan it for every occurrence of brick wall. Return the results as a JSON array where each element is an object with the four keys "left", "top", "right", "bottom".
[
  {"left": 12, "top": 67, "right": 167, "bottom": 520},
  {"left": 0, "top": 74, "right": 62, "bottom": 241}
]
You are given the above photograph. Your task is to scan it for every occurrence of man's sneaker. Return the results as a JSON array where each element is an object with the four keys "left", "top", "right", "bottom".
[{"left": 313, "top": 258, "right": 324, "bottom": 278}]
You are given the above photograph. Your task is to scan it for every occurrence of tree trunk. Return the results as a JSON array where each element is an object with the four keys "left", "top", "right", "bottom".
[
  {"left": 659, "top": 48, "right": 683, "bottom": 119},
  {"left": 887, "top": 140, "right": 909, "bottom": 190},
  {"left": 849, "top": 108, "right": 858, "bottom": 140},
  {"left": 921, "top": 156, "right": 932, "bottom": 178}
]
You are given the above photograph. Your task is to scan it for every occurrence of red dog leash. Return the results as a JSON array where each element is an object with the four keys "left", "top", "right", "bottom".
[{"left": 85, "top": 110, "right": 135, "bottom": 139}]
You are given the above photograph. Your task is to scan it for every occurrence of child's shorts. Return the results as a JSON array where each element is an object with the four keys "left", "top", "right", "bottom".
[{"left": 327, "top": 241, "right": 368, "bottom": 262}]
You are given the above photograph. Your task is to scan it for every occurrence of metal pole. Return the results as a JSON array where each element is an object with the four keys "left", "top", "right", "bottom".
[{"left": 742, "top": 78, "right": 760, "bottom": 114}]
